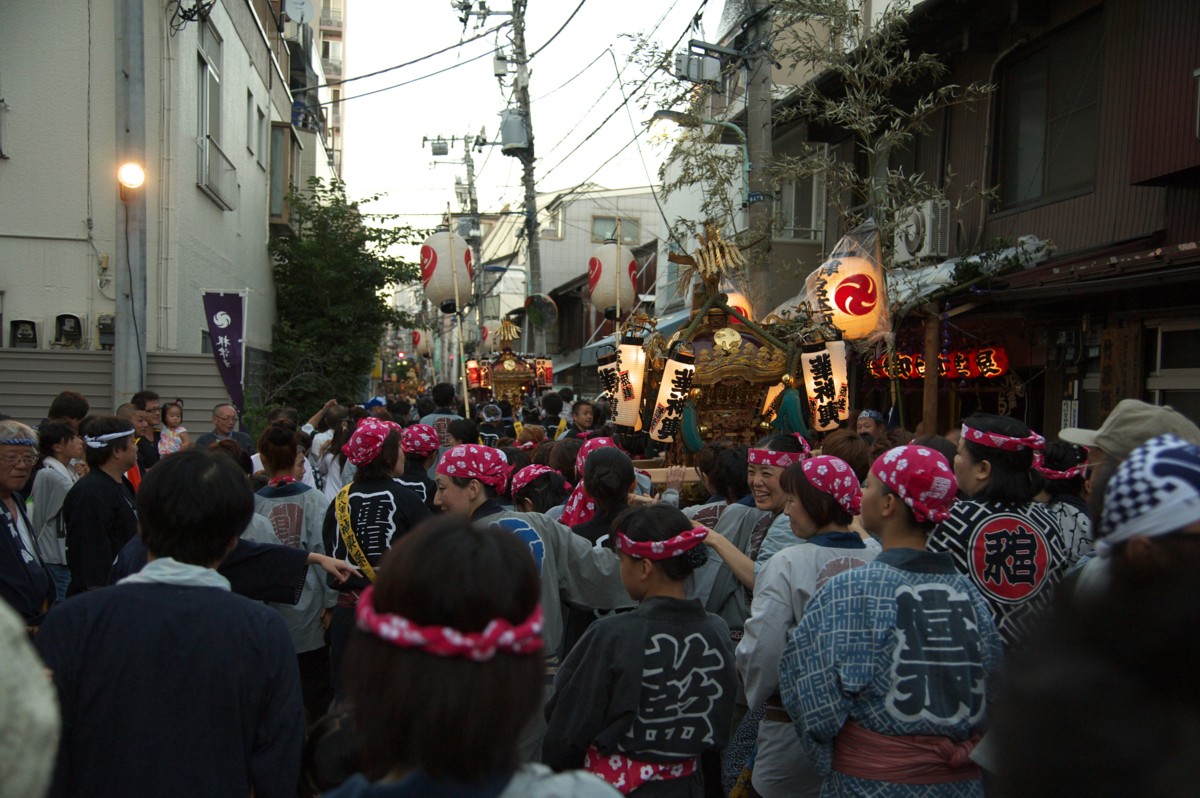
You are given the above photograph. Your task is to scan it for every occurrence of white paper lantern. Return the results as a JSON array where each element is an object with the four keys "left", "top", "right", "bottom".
[
  {"left": 420, "top": 231, "right": 475, "bottom": 313},
  {"left": 614, "top": 335, "right": 647, "bottom": 431},
  {"left": 801, "top": 340, "right": 850, "bottom": 431},
  {"left": 480, "top": 319, "right": 499, "bottom": 354},
  {"left": 596, "top": 352, "right": 620, "bottom": 419},
  {"left": 588, "top": 241, "right": 638, "bottom": 316},
  {"left": 804, "top": 255, "right": 888, "bottom": 340},
  {"left": 412, "top": 329, "right": 433, "bottom": 359},
  {"left": 648, "top": 350, "right": 695, "bottom": 443}
]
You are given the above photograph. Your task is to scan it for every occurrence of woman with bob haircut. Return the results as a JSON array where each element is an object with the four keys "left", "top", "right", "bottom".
[
  {"left": 734, "top": 456, "right": 877, "bottom": 798},
  {"left": 928, "top": 412, "right": 1070, "bottom": 646},
  {"left": 544, "top": 504, "right": 737, "bottom": 796},
  {"left": 327, "top": 516, "right": 618, "bottom": 798}
]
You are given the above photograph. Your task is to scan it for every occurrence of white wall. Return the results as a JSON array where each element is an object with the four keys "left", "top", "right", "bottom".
[{"left": 0, "top": 0, "right": 280, "bottom": 359}]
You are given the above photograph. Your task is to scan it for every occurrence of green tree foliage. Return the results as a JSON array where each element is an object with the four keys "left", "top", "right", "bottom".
[{"left": 265, "top": 178, "right": 422, "bottom": 415}]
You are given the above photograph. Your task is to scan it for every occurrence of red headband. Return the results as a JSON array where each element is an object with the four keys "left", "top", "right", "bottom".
[
  {"left": 1032, "top": 451, "right": 1088, "bottom": 480},
  {"left": 400, "top": 423, "right": 440, "bottom": 457},
  {"left": 342, "top": 418, "right": 402, "bottom": 466},
  {"left": 961, "top": 424, "right": 1045, "bottom": 452},
  {"left": 437, "top": 444, "right": 512, "bottom": 494},
  {"left": 510, "top": 464, "right": 570, "bottom": 497},
  {"left": 615, "top": 527, "right": 708, "bottom": 560},
  {"left": 355, "top": 586, "right": 543, "bottom": 661},
  {"left": 561, "top": 437, "right": 621, "bottom": 526},
  {"left": 748, "top": 434, "right": 811, "bottom": 468},
  {"left": 871, "top": 445, "right": 958, "bottom": 524},
  {"left": 801, "top": 455, "right": 862, "bottom": 515}
]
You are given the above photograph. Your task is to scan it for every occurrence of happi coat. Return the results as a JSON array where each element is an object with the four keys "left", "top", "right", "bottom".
[{"left": 779, "top": 548, "right": 1004, "bottom": 798}]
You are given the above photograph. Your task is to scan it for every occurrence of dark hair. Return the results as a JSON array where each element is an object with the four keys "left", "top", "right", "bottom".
[
  {"left": 354, "top": 429, "right": 402, "bottom": 482},
  {"left": 37, "top": 421, "right": 77, "bottom": 458},
  {"left": 583, "top": 447, "right": 635, "bottom": 514},
  {"left": 267, "top": 406, "right": 300, "bottom": 425},
  {"left": 611, "top": 504, "right": 707, "bottom": 580},
  {"left": 130, "top": 390, "right": 160, "bottom": 410},
  {"left": 160, "top": 401, "right": 184, "bottom": 426},
  {"left": 208, "top": 439, "right": 253, "bottom": 475},
  {"left": 370, "top": 407, "right": 394, "bottom": 422},
  {"left": 912, "top": 434, "right": 959, "bottom": 467},
  {"left": 447, "top": 418, "right": 479, "bottom": 446},
  {"left": 138, "top": 449, "right": 254, "bottom": 564},
  {"left": 780, "top": 461, "right": 854, "bottom": 528},
  {"left": 47, "top": 390, "right": 89, "bottom": 422},
  {"left": 80, "top": 415, "right": 135, "bottom": 468},
  {"left": 258, "top": 423, "right": 299, "bottom": 475},
  {"left": 708, "top": 445, "right": 751, "bottom": 502},
  {"left": 344, "top": 517, "right": 542, "bottom": 780},
  {"left": 548, "top": 437, "right": 583, "bottom": 483},
  {"left": 431, "top": 383, "right": 456, "bottom": 409},
  {"left": 755, "top": 432, "right": 811, "bottom": 453},
  {"left": 530, "top": 439, "right": 554, "bottom": 466},
  {"left": 1030, "top": 441, "right": 1087, "bottom": 499},
  {"left": 512, "top": 471, "right": 571, "bottom": 513},
  {"left": 558, "top": 386, "right": 575, "bottom": 402},
  {"left": 820, "top": 429, "right": 873, "bottom": 483},
  {"left": 540, "top": 393, "right": 563, "bottom": 416},
  {"left": 960, "top": 413, "right": 1036, "bottom": 504},
  {"left": 415, "top": 396, "right": 436, "bottom": 418},
  {"left": 501, "top": 447, "right": 531, "bottom": 475},
  {"left": 571, "top": 399, "right": 593, "bottom": 416}
]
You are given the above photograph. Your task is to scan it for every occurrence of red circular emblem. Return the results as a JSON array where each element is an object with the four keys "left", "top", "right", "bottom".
[
  {"left": 968, "top": 515, "right": 1049, "bottom": 603},
  {"left": 419, "top": 244, "right": 437, "bottom": 286},
  {"left": 834, "top": 274, "right": 878, "bottom": 316}
]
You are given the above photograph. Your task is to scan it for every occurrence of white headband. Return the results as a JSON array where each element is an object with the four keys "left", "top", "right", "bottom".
[{"left": 84, "top": 430, "right": 135, "bottom": 448}]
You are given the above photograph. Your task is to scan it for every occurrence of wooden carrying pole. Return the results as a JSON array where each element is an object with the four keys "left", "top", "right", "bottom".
[{"left": 922, "top": 304, "right": 940, "bottom": 434}]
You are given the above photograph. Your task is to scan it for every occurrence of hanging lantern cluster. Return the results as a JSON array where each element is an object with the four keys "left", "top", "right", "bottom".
[
  {"left": 613, "top": 335, "right": 647, "bottom": 431},
  {"left": 648, "top": 349, "right": 696, "bottom": 443},
  {"left": 800, "top": 340, "right": 850, "bottom": 431},
  {"left": 588, "top": 240, "right": 638, "bottom": 318},
  {"left": 868, "top": 345, "right": 1009, "bottom": 380},
  {"left": 420, "top": 231, "right": 474, "bottom": 313}
]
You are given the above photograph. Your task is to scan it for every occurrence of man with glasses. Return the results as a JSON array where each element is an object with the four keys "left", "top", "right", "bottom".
[
  {"left": 0, "top": 419, "right": 56, "bottom": 629},
  {"left": 194, "top": 402, "right": 256, "bottom": 455}
]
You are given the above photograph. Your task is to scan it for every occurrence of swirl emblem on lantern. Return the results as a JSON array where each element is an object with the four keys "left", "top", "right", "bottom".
[
  {"left": 420, "top": 231, "right": 474, "bottom": 313},
  {"left": 833, "top": 274, "right": 878, "bottom": 317},
  {"left": 588, "top": 241, "right": 638, "bottom": 317}
]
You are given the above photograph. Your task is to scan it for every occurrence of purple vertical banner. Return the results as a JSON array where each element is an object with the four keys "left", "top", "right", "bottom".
[{"left": 202, "top": 291, "right": 246, "bottom": 414}]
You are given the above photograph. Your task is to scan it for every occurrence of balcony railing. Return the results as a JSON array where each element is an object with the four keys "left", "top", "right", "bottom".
[
  {"left": 197, "top": 134, "right": 237, "bottom": 211},
  {"left": 322, "top": 57, "right": 342, "bottom": 77}
]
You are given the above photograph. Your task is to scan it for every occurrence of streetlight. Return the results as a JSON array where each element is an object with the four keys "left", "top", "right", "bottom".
[
  {"left": 117, "top": 162, "right": 145, "bottom": 202},
  {"left": 651, "top": 110, "right": 749, "bottom": 208}
]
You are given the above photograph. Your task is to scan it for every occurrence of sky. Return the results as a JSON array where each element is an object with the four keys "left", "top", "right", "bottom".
[{"left": 340, "top": 0, "right": 726, "bottom": 238}]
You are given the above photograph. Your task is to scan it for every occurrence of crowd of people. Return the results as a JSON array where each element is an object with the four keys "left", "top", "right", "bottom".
[{"left": 3, "top": 384, "right": 1200, "bottom": 797}]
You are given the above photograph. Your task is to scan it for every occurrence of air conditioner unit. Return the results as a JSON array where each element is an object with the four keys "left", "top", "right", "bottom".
[
  {"left": 9, "top": 318, "right": 42, "bottom": 349},
  {"left": 54, "top": 313, "right": 86, "bottom": 348},
  {"left": 893, "top": 200, "right": 951, "bottom": 265}
]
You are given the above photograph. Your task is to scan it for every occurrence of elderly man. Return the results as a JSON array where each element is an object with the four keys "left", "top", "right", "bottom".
[
  {"left": 855, "top": 409, "right": 886, "bottom": 438},
  {"left": 194, "top": 402, "right": 256, "bottom": 454}
]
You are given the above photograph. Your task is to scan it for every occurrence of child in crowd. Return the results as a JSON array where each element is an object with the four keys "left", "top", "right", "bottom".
[
  {"left": 325, "top": 516, "right": 618, "bottom": 798},
  {"left": 544, "top": 504, "right": 738, "bottom": 796},
  {"left": 158, "top": 400, "right": 189, "bottom": 456}
]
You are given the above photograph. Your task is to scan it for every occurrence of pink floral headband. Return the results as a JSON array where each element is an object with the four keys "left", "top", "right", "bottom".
[
  {"left": 437, "top": 444, "right": 511, "bottom": 494},
  {"left": 615, "top": 527, "right": 708, "bottom": 560},
  {"left": 748, "top": 434, "right": 811, "bottom": 468},
  {"left": 510, "top": 464, "right": 570, "bottom": 497},
  {"left": 961, "top": 424, "right": 1045, "bottom": 452},
  {"left": 342, "top": 418, "right": 402, "bottom": 466},
  {"left": 801, "top": 455, "right": 862, "bottom": 515},
  {"left": 355, "top": 585, "right": 544, "bottom": 661},
  {"left": 400, "top": 423, "right": 440, "bottom": 457}
]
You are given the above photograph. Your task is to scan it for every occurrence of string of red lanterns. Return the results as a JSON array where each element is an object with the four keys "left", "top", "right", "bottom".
[{"left": 869, "top": 346, "right": 1009, "bottom": 380}]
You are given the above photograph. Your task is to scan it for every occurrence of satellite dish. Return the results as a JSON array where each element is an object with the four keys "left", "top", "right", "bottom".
[
  {"left": 284, "top": 0, "right": 314, "bottom": 24},
  {"left": 525, "top": 294, "right": 558, "bottom": 328}
]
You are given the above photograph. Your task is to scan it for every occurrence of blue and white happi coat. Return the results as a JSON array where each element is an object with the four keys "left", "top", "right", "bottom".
[{"left": 779, "top": 548, "right": 1004, "bottom": 798}]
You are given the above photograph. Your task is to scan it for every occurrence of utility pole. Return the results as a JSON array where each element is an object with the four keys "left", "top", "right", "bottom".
[
  {"left": 744, "top": 0, "right": 774, "bottom": 317},
  {"left": 461, "top": 131, "right": 485, "bottom": 345},
  {"left": 510, "top": 0, "right": 543, "bottom": 355}
]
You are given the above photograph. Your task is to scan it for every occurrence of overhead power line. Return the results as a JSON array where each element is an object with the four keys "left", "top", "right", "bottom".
[{"left": 529, "top": 0, "right": 588, "bottom": 59}]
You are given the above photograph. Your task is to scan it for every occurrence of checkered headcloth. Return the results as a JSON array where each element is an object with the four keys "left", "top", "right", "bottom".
[{"left": 1098, "top": 434, "right": 1200, "bottom": 556}]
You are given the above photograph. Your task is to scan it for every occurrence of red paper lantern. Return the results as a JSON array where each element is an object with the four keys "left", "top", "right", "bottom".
[{"left": 420, "top": 231, "right": 474, "bottom": 313}]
